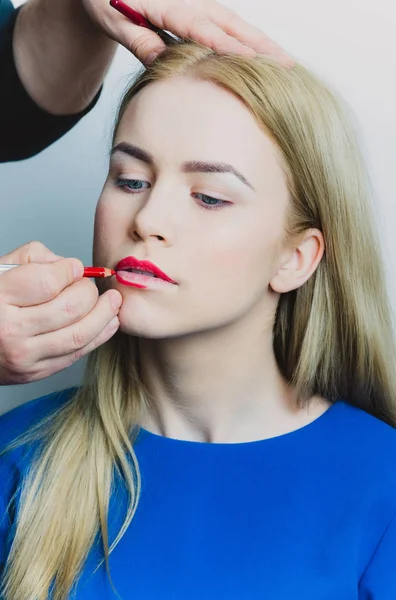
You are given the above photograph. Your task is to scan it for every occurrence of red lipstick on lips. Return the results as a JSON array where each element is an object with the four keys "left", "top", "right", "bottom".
[{"left": 115, "top": 257, "right": 177, "bottom": 288}]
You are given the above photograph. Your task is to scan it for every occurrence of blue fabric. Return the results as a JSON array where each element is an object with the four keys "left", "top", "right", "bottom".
[{"left": 1, "top": 388, "right": 396, "bottom": 599}]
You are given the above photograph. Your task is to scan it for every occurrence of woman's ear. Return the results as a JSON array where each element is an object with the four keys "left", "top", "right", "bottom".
[{"left": 270, "top": 228, "right": 325, "bottom": 294}]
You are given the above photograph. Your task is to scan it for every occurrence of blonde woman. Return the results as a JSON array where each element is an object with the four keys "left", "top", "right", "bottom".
[{"left": 1, "top": 42, "right": 396, "bottom": 600}]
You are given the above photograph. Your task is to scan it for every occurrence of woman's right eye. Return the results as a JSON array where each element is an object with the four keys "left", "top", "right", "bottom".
[{"left": 115, "top": 178, "right": 151, "bottom": 192}]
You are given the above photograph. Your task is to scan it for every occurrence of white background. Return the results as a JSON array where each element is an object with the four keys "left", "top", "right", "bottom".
[{"left": 1, "top": 0, "right": 395, "bottom": 414}]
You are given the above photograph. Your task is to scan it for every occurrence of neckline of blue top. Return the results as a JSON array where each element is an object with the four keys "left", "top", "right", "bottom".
[{"left": 135, "top": 399, "right": 346, "bottom": 449}]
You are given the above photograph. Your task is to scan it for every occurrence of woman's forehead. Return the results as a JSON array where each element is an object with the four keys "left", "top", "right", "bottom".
[{"left": 115, "top": 77, "right": 283, "bottom": 178}]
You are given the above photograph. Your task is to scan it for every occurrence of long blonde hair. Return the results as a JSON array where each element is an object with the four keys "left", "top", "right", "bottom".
[{"left": 2, "top": 42, "right": 396, "bottom": 600}]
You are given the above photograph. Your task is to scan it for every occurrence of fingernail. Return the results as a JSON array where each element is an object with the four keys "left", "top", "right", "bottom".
[
  {"left": 73, "top": 261, "right": 83, "bottom": 279},
  {"left": 146, "top": 49, "right": 162, "bottom": 64},
  {"left": 107, "top": 316, "right": 119, "bottom": 330},
  {"left": 109, "top": 291, "right": 122, "bottom": 310}
]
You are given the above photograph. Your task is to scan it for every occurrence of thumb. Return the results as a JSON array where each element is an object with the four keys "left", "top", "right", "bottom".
[
  {"left": 117, "top": 23, "right": 167, "bottom": 64},
  {"left": 0, "top": 241, "right": 64, "bottom": 265}
]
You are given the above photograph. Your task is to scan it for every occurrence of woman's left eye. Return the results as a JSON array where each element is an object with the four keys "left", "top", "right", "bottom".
[
  {"left": 193, "top": 193, "right": 230, "bottom": 211},
  {"left": 115, "top": 178, "right": 151, "bottom": 192},
  {"left": 114, "top": 179, "right": 230, "bottom": 210}
]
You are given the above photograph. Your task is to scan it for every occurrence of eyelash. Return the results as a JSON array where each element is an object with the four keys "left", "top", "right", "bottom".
[{"left": 114, "top": 178, "right": 230, "bottom": 211}]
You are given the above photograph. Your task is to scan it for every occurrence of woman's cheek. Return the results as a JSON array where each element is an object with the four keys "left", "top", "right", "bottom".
[
  {"left": 93, "top": 201, "right": 117, "bottom": 263},
  {"left": 94, "top": 198, "right": 112, "bottom": 232}
]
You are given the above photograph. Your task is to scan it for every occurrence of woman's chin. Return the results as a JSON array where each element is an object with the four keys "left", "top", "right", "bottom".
[
  {"left": 117, "top": 313, "right": 173, "bottom": 340},
  {"left": 115, "top": 294, "right": 183, "bottom": 339}
]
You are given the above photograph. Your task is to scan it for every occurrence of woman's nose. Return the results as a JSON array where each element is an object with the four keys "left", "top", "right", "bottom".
[{"left": 128, "top": 186, "right": 174, "bottom": 245}]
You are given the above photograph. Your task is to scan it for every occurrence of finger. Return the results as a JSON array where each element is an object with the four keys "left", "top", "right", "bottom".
[
  {"left": 0, "top": 240, "right": 64, "bottom": 265},
  {"left": 13, "top": 318, "right": 120, "bottom": 384},
  {"left": 184, "top": 16, "right": 256, "bottom": 55},
  {"left": 123, "top": 1, "right": 255, "bottom": 57},
  {"left": 154, "top": 7, "right": 257, "bottom": 57},
  {"left": 51, "top": 316, "right": 120, "bottom": 366},
  {"left": 19, "top": 278, "right": 99, "bottom": 336},
  {"left": 0, "top": 258, "right": 84, "bottom": 307},
  {"left": 29, "top": 290, "right": 121, "bottom": 361},
  {"left": 113, "top": 21, "right": 167, "bottom": 64},
  {"left": 204, "top": 0, "right": 294, "bottom": 65},
  {"left": 27, "top": 285, "right": 122, "bottom": 337}
]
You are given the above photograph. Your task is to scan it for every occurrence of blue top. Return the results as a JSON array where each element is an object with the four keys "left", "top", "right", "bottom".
[{"left": 1, "top": 388, "right": 396, "bottom": 599}]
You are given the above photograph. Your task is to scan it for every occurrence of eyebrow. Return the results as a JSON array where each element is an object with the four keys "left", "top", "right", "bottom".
[{"left": 111, "top": 142, "right": 255, "bottom": 191}]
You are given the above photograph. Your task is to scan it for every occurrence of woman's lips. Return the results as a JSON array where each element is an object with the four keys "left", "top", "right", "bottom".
[
  {"left": 115, "top": 270, "right": 173, "bottom": 288},
  {"left": 114, "top": 256, "right": 177, "bottom": 288}
]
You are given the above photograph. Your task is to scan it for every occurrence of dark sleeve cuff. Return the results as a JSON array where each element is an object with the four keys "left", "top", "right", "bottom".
[{"left": 0, "top": 6, "right": 102, "bottom": 163}]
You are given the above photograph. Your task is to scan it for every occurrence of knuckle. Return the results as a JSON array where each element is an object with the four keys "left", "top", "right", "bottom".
[
  {"left": 68, "top": 340, "right": 92, "bottom": 364},
  {"left": 73, "top": 333, "right": 104, "bottom": 361},
  {"left": 27, "top": 240, "right": 46, "bottom": 251},
  {"left": 71, "top": 325, "right": 86, "bottom": 351},
  {"left": 70, "top": 347, "right": 87, "bottom": 363},
  {"left": 41, "top": 272, "right": 60, "bottom": 299},
  {"left": 71, "top": 325, "right": 114, "bottom": 362},
  {"left": 128, "top": 33, "right": 158, "bottom": 57},
  {"left": 2, "top": 342, "right": 30, "bottom": 375},
  {"left": 26, "top": 240, "right": 47, "bottom": 259},
  {"left": 62, "top": 297, "right": 81, "bottom": 321}
]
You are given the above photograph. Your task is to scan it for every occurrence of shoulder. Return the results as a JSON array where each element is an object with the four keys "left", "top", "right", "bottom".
[
  {"left": 0, "top": 386, "right": 78, "bottom": 453},
  {"left": 335, "top": 400, "right": 396, "bottom": 489},
  {"left": 0, "top": 387, "right": 77, "bottom": 537},
  {"left": 337, "top": 400, "right": 396, "bottom": 447},
  {"left": 0, "top": 387, "right": 77, "bottom": 563},
  {"left": 0, "top": 387, "right": 78, "bottom": 505}
]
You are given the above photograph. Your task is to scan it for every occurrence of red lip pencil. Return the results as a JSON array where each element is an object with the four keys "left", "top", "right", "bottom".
[
  {"left": 82, "top": 267, "right": 115, "bottom": 278},
  {"left": 0, "top": 265, "right": 115, "bottom": 278},
  {"left": 109, "top": 0, "right": 180, "bottom": 45}
]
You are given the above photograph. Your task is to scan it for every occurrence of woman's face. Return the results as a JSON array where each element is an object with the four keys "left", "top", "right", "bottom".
[{"left": 94, "top": 75, "right": 295, "bottom": 339}]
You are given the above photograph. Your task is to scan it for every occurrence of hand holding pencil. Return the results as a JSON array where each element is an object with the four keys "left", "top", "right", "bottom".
[
  {"left": 0, "top": 242, "right": 122, "bottom": 386},
  {"left": 81, "top": 0, "right": 293, "bottom": 67}
]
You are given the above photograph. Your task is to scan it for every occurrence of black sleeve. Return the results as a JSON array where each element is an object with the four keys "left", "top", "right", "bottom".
[{"left": 0, "top": 1, "right": 102, "bottom": 163}]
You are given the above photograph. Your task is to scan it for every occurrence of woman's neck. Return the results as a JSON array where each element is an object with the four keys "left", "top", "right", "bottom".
[{"left": 137, "top": 322, "right": 330, "bottom": 443}]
